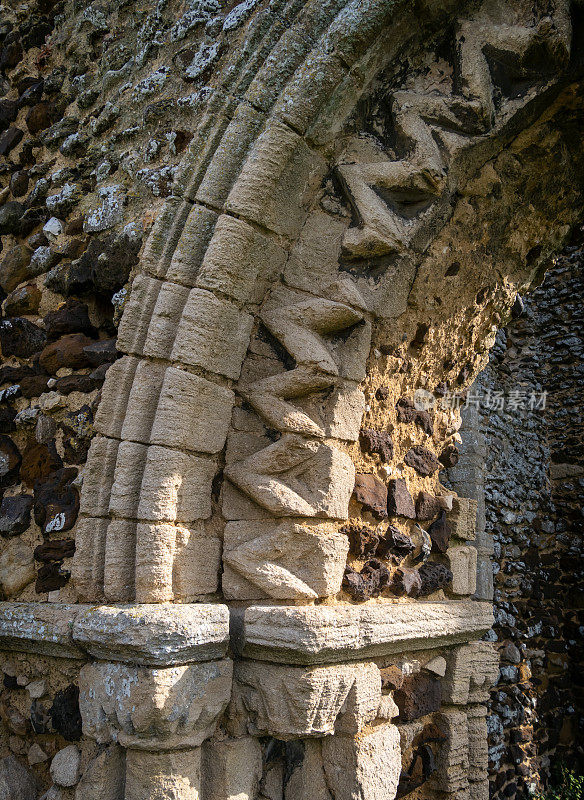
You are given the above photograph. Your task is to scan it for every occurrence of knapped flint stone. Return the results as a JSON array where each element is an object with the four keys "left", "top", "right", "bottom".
[
  {"left": 396, "top": 397, "right": 417, "bottom": 423},
  {"left": 396, "top": 743, "right": 437, "bottom": 797},
  {"left": 404, "top": 446, "right": 442, "bottom": 477},
  {"left": 49, "top": 684, "right": 82, "bottom": 741},
  {"left": 377, "top": 525, "right": 415, "bottom": 558},
  {"left": 418, "top": 562, "right": 453, "bottom": 596},
  {"left": 19, "top": 375, "right": 49, "bottom": 398},
  {"left": 0, "top": 99, "right": 18, "bottom": 130},
  {"left": 380, "top": 665, "right": 403, "bottom": 691},
  {"left": 415, "top": 491, "right": 441, "bottom": 521},
  {"left": 18, "top": 79, "right": 44, "bottom": 107},
  {"left": 4, "top": 283, "right": 41, "bottom": 316},
  {"left": 38, "top": 333, "right": 96, "bottom": 374},
  {"left": 353, "top": 473, "right": 388, "bottom": 518},
  {"left": 394, "top": 673, "right": 442, "bottom": 722},
  {"left": 25, "top": 102, "right": 51, "bottom": 134},
  {"left": 0, "top": 317, "right": 47, "bottom": 358},
  {"left": 0, "top": 755, "right": 36, "bottom": 800},
  {"left": 83, "top": 337, "right": 118, "bottom": 365},
  {"left": 36, "top": 561, "right": 70, "bottom": 592},
  {"left": 361, "top": 558, "right": 391, "bottom": 597},
  {"left": 0, "top": 202, "right": 25, "bottom": 236},
  {"left": 387, "top": 479, "right": 416, "bottom": 519},
  {"left": 0, "top": 244, "right": 33, "bottom": 293},
  {"left": 438, "top": 444, "right": 459, "bottom": 468},
  {"left": 342, "top": 523, "right": 379, "bottom": 557},
  {"left": 0, "top": 408, "right": 16, "bottom": 434},
  {"left": 34, "top": 539, "right": 75, "bottom": 562},
  {"left": 0, "top": 494, "right": 33, "bottom": 536},
  {"left": 9, "top": 169, "right": 29, "bottom": 197},
  {"left": 30, "top": 699, "right": 51, "bottom": 734},
  {"left": 20, "top": 440, "right": 63, "bottom": 487},
  {"left": 0, "top": 434, "right": 21, "bottom": 484},
  {"left": 33, "top": 467, "right": 79, "bottom": 534},
  {"left": 43, "top": 298, "right": 95, "bottom": 339},
  {"left": 427, "top": 510, "right": 451, "bottom": 553},
  {"left": 0, "top": 127, "right": 23, "bottom": 157},
  {"left": 61, "top": 426, "right": 91, "bottom": 464},
  {"left": 54, "top": 374, "right": 99, "bottom": 395},
  {"left": 342, "top": 565, "right": 368, "bottom": 601},
  {"left": 415, "top": 409, "right": 434, "bottom": 435},
  {"left": 391, "top": 567, "right": 422, "bottom": 597},
  {"left": 359, "top": 428, "right": 393, "bottom": 462},
  {"left": 0, "top": 38, "right": 23, "bottom": 69}
]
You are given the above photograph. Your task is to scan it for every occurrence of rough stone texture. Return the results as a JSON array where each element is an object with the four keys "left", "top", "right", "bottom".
[
  {"left": 234, "top": 602, "right": 494, "bottom": 663},
  {"left": 72, "top": 604, "right": 229, "bottom": 665},
  {"left": 223, "top": 519, "right": 348, "bottom": 600},
  {"left": 322, "top": 724, "right": 401, "bottom": 800},
  {"left": 0, "top": 754, "right": 36, "bottom": 799},
  {"left": 79, "top": 659, "right": 233, "bottom": 749},
  {"left": 0, "top": 0, "right": 581, "bottom": 796}
]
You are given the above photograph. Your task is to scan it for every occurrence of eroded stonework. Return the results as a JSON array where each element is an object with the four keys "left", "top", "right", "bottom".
[{"left": 0, "top": 0, "right": 582, "bottom": 797}]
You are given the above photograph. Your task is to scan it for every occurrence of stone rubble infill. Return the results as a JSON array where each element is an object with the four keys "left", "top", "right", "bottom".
[
  {"left": 0, "top": 602, "right": 229, "bottom": 665},
  {"left": 232, "top": 601, "right": 494, "bottom": 664}
]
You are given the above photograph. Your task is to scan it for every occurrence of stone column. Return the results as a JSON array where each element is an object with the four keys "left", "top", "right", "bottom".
[{"left": 73, "top": 605, "right": 231, "bottom": 800}]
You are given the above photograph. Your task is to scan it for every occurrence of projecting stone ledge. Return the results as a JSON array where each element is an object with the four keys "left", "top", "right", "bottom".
[
  {"left": 0, "top": 602, "right": 230, "bottom": 666},
  {"left": 231, "top": 600, "right": 493, "bottom": 665}
]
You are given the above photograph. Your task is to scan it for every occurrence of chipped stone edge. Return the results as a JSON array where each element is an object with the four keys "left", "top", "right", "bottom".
[
  {"left": 232, "top": 600, "right": 494, "bottom": 664},
  {"left": 0, "top": 602, "right": 230, "bottom": 665}
]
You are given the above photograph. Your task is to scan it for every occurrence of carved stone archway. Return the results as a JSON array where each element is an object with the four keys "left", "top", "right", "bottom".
[{"left": 1, "top": 0, "right": 583, "bottom": 797}]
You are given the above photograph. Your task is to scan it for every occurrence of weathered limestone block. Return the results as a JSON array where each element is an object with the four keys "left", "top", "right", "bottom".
[
  {"left": 73, "top": 604, "right": 229, "bottom": 666},
  {"left": 165, "top": 204, "right": 218, "bottom": 285},
  {"left": 321, "top": 724, "right": 401, "bottom": 800},
  {"left": 0, "top": 539, "right": 35, "bottom": 596},
  {"left": 125, "top": 749, "right": 200, "bottom": 800},
  {"left": 72, "top": 516, "right": 110, "bottom": 601},
  {"left": 201, "top": 736, "right": 262, "bottom": 800},
  {"left": 171, "top": 289, "right": 254, "bottom": 380},
  {"left": 79, "top": 436, "right": 119, "bottom": 517},
  {"left": 225, "top": 434, "right": 354, "bottom": 518},
  {"left": 119, "top": 359, "right": 167, "bottom": 444},
  {"left": 442, "top": 642, "right": 499, "bottom": 705},
  {"left": 233, "top": 601, "right": 494, "bottom": 663},
  {"left": 447, "top": 545, "right": 477, "bottom": 595},
  {"left": 135, "top": 523, "right": 221, "bottom": 602},
  {"left": 93, "top": 356, "right": 138, "bottom": 439},
  {"left": 241, "top": 368, "right": 365, "bottom": 441},
  {"left": 74, "top": 745, "right": 124, "bottom": 800},
  {"left": 197, "top": 214, "right": 287, "bottom": 304},
  {"left": 103, "top": 520, "right": 137, "bottom": 602},
  {"left": 0, "top": 601, "right": 87, "bottom": 658},
  {"left": 142, "top": 280, "right": 190, "bottom": 360},
  {"left": 467, "top": 706, "right": 489, "bottom": 783},
  {"left": 260, "top": 288, "right": 370, "bottom": 381},
  {"left": 116, "top": 274, "right": 164, "bottom": 356},
  {"left": 150, "top": 367, "right": 235, "bottom": 454},
  {"left": 225, "top": 119, "right": 327, "bottom": 238},
  {"left": 107, "top": 440, "right": 148, "bottom": 519},
  {"left": 195, "top": 102, "right": 267, "bottom": 209},
  {"left": 79, "top": 659, "right": 233, "bottom": 749},
  {"left": 284, "top": 739, "right": 332, "bottom": 800},
  {"left": 222, "top": 518, "right": 349, "bottom": 600},
  {"left": 137, "top": 446, "right": 216, "bottom": 523},
  {"left": 230, "top": 660, "right": 380, "bottom": 739},
  {"left": 139, "top": 196, "right": 192, "bottom": 278},
  {"left": 431, "top": 710, "right": 469, "bottom": 794},
  {"left": 450, "top": 497, "right": 478, "bottom": 541}
]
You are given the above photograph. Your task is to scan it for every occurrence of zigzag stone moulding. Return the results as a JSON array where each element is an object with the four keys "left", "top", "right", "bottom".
[{"left": 15, "top": 1, "right": 574, "bottom": 799}]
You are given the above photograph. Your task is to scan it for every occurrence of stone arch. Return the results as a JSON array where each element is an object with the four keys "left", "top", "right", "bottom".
[{"left": 72, "top": 0, "right": 584, "bottom": 609}]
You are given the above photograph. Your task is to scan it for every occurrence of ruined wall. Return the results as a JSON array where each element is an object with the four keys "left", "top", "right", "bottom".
[
  {"left": 479, "top": 232, "right": 584, "bottom": 798},
  {"left": 0, "top": 0, "right": 582, "bottom": 798}
]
